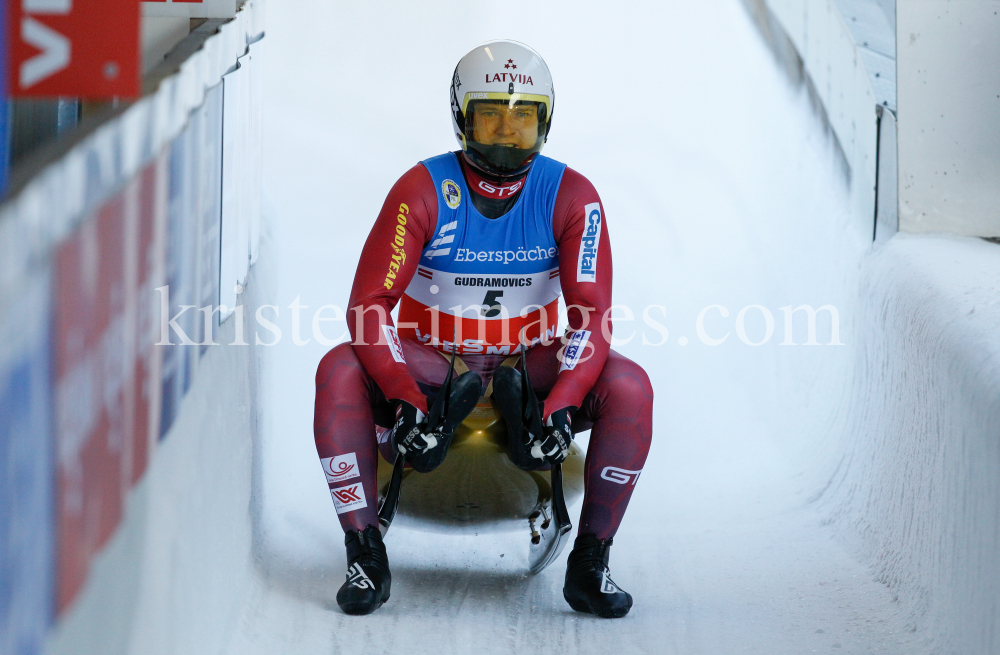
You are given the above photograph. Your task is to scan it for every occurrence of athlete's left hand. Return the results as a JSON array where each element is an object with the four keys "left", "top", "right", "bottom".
[{"left": 532, "top": 406, "right": 577, "bottom": 465}]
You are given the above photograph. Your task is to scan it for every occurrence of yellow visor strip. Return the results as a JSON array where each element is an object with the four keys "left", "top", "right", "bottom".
[{"left": 462, "top": 92, "right": 551, "bottom": 116}]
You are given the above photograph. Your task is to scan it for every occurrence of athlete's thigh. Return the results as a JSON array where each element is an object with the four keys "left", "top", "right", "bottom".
[
  {"left": 523, "top": 346, "right": 651, "bottom": 433},
  {"left": 522, "top": 338, "right": 563, "bottom": 396},
  {"left": 399, "top": 338, "right": 454, "bottom": 392},
  {"left": 576, "top": 349, "right": 652, "bottom": 430}
]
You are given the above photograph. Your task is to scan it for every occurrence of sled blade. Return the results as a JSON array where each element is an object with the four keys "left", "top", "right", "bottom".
[
  {"left": 528, "top": 505, "right": 573, "bottom": 574},
  {"left": 377, "top": 455, "right": 405, "bottom": 536},
  {"left": 520, "top": 344, "right": 573, "bottom": 537},
  {"left": 550, "top": 463, "right": 572, "bottom": 533}
]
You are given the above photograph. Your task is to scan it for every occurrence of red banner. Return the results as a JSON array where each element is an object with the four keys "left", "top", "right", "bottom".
[
  {"left": 53, "top": 157, "right": 164, "bottom": 612},
  {"left": 8, "top": 0, "right": 140, "bottom": 98}
]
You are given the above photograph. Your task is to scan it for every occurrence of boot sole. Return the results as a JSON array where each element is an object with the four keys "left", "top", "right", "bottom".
[
  {"left": 339, "top": 600, "right": 383, "bottom": 616},
  {"left": 563, "top": 591, "right": 632, "bottom": 618},
  {"left": 338, "top": 592, "right": 390, "bottom": 616}
]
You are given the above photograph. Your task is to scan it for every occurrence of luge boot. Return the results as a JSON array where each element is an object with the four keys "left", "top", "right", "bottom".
[
  {"left": 336, "top": 525, "right": 391, "bottom": 615},
  {"left": 563, "top": 533, "right": 633, "bottom": 618}
]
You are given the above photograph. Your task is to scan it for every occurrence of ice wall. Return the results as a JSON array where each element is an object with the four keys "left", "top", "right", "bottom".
[
  {"left": 751, "top": 0, "right": 1000, "bottom": 649},
  {"left": 819, "top": 234, "right": 1000, "bottom": 652},
  {"left": 747, "top": 0, "right": 879, "bottom": 227}
]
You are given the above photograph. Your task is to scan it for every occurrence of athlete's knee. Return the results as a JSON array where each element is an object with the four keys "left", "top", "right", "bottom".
[
  {"left": 316, "top": 342, "right": 363, "bottom": 388},
  {"left": 631, "top": 363, "right": 654, "bottom": 404},
  {"left": 602, "top": 355, "right": 654, "bottom": 407}
]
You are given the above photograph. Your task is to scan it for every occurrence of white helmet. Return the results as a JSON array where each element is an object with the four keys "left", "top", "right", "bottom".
[{"left": 450, "top": 40, "right": 554, "bottom": 177}]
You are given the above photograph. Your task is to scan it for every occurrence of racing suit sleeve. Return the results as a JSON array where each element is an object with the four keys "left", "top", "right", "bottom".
[
  {"left": 543, "top": 167, "right": 614, "bottom": 419},
  {"left": 347, "top": 164, "right": 437, "bottom": 414}
]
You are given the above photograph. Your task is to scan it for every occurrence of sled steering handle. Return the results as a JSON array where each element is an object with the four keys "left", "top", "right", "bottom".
[
  {"left": 519, "top": 343, "right": 573, "bottom": 535},
  {"left": 379, "top": 330, "right": 460, "bottom": 535}
]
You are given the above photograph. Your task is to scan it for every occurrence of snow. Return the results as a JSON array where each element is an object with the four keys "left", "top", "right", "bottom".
[{"left": 248, "top": 0, "right": 924, "bottom": 651}]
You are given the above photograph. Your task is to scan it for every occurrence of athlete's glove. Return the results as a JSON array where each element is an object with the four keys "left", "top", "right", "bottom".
[
  {"left": 391, "top": 401, "right": 441, "bottom": 459},
  {"left": 531, "top": 406, "right": 577, "bottom": 466}
]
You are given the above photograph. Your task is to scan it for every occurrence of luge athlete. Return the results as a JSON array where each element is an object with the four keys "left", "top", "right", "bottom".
[{"left": 313, "top": 40, "right": 653, "bottom": 618}]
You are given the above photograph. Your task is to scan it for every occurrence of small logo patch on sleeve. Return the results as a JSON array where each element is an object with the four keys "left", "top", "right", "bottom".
[
  {"left": 331, "top": 483, "right": 368, "bottom": 514},
  {"left": 559, "top": 330, "right": 592, "bottom": 372},
  {"left": 576, "top": 203, "right": 602, "bottom": 283},
  {"left": 321, "top": 453, "right": 360, "bottom": 483},
  {"left": 382, "top": 324, "right": 406, "bottom": 363}
]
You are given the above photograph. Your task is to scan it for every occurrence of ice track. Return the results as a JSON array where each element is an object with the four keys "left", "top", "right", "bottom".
[{"left": 250, "top": 1, "right": 914, "bottom": 652}]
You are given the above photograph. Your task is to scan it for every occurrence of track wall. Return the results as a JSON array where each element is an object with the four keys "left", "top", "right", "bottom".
[
  {"left": 0, "top": 3, "right": 265, "bottom": 654},
  {"left": 744, "top": 0, "right": 880, "bottom": 238},
  {"left": 819, "top": 234, "right": 1000, "bottom": 652},
  {"left": 747, "top": 0, "right": 1000, "bottom": 650},
  {"left": 897, "top": 0, "right": 1000, "bottom": 237}
]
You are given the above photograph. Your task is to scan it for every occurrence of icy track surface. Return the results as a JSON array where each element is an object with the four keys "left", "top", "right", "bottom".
[{"left": 255, "top": 1, "right": 913, "bottom": 652}]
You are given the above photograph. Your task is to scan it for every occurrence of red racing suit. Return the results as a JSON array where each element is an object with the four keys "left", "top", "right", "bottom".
[
  {"left": 346, "top": 155, "right": 613, "bottom": 419},
  {"left": 314, "top": 153, "right": 653, "bottom": 540}
]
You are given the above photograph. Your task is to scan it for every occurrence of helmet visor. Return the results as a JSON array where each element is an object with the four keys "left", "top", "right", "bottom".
[{"left": 463, "top": 93, "right": 550, "bottom": 174}]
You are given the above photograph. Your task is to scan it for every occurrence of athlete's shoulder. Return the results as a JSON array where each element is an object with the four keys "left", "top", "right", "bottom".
[
  {"left": 551, "top": 166, "right": 602, "bottom": 241},
  {"left": 382, "top": 163, "right": 438, "bottom": 240},
  {"left": 393, "top": 161, "right": 435, "bottom": 190},
  {"left": 556, "top": 166, "right": 600, "bottom": 200},
  {"left": 419, "top": 151, "right": 460, "bottom": 168}
]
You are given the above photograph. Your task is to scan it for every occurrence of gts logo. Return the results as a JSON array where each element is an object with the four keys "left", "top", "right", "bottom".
[{"left": 600, "top": 466, "right": 642, "bottom": 486}]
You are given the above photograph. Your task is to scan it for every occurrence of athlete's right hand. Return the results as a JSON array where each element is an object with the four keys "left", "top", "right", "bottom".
[
  {"left": 532, "top": 406, "right": 576, "bottom": 465},
  {"left": 390, "top": 401, "right": 439, "bottom": 458}
]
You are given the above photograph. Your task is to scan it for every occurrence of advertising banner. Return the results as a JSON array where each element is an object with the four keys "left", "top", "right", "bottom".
[
  {"left": 132, "top": 160, "right": 166, "bottom": 484},
  {"left": 0, "top": 0, "right": 8, "bottom": 192},
  {"left": 8, "top": 0, "right": 140, "bottom": 97},
  {"left": 54, "top": 197, "right": 128, "bottom": 612},
  {"left": 160, "top": 121, "right": 199, "bottom": 436},
  {"left": 0, "top": 274, "right": 53, "bottom": 655},
  {"left": 53, "top": 162, "right": 165, "bottom": 612},
  {"left": 195, "top": 83, "right": 223, "bottom": 356},
  {"left": 159, "top": 84, "right": 224, "bottom": 434}
]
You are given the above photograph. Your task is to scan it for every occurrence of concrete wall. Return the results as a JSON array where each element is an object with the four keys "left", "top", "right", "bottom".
[
  {"left": 762, "top": 0, "right": 880, "bottom": 235},
  {"left": 833, "top": 0, "right": 895, "bottom": 110},
  {"left": 897, "top": 1, "right": 1000, "bottom": 236}
]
